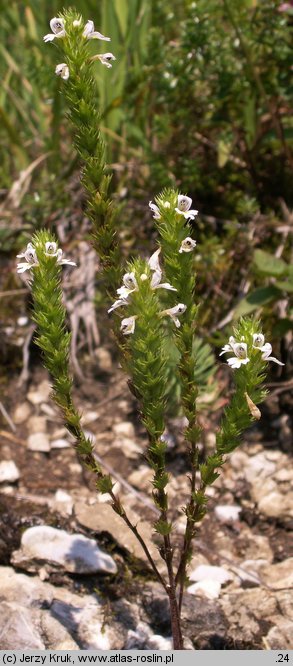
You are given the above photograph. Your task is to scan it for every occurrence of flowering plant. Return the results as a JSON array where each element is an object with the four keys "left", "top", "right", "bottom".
[{"left": 16, "top": 9, "right": 284, "bottom": 650}]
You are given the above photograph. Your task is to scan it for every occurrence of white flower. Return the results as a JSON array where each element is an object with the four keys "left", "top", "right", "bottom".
[
  {"left": 16, "top": 243, "right": 39, "bottom": 274},
  {"left": 149, "top": 201, "right": 161, "bottom": 220},
  {"left": 163, "top": 201, "right": 171, "bottom": 208},
  {"left": 45, "top": 242, "right": 58, "bottom": 256},
  {"left": 117, "top": 272, "right": 138, "bottom": 299},
  {"left": 44, "top": 17, "right": 66, "bottom": 42},
  {"left": 95, "top": 53, "right": 116, "bottom": 68},
  {"left": 252, "top": 333, "right": 265, "bottom": 349},
  {"left": 252, "top": 334, "right": 284, "bottom": 366},
  {"left": 73, "top": 18, "right": 82, "bottom": 27},
  {"left": 259, "top": 342, "right": 284, "bottom": 366},
  {"left": 108, "top": 298, "right": 128, "bottom": 314},
  {"left": 16, "top": 241, "right": 75, "bottom": 273},
  {"left": 120, "top": 316, "right": 137, "bottom": 336},
  {"left": 179, "top": 237, "right": 197, "bottom": 253},
  {"left": 227, "top": 343, "right": 250, "bottom": 369},
  {"left": 83, "top": 20, "right": 110, "bottom": 41},
  {"left": 219, "top": 335, "right": 236, "bottom": 356},
  {"left": 148, "top": 249, "right": 177, "bottom": 291},
  {"left": 148, "top": 248, "right": 161, "bottom": 272},
  {"left": 45, "top": 242, "right": 76, "bottom": 267},
  {"left": 55, "top": 249, "right": 76, "bottom": 267},
  {"left": 161, "top": 303, "right": 187, "bottom": 328},
  {"left": 55, "top": 63, "right": 70, "bottom": 80},
  {"left": 175, "top": 195, "right": 198, "bottom": 221}
]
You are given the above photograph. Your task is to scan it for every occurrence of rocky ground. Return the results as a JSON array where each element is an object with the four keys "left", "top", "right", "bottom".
[{"left": 0, "top": 357, "right": 292, "bottom": 651}]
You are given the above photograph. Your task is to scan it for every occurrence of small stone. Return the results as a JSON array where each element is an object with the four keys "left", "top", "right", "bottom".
[
  {"left": 230, "top": 562, "right": 261, "bottom": 588},
  {"left": 113, "top": 439, "right": 143, "bottom": 459},
  {"left": 125, "top": 622, "right": 172, "bottom": 650},
  {"left": 245, "top": 452, "right": 276, "bottom": 483},
  {"left": 189, "top": 564, "right": 232, "bottom": 585},
  {"left": 262, "top": 559, "right": 293, "bottom": 589},
  {"left": 12, "top": 525, "right": 117, "bottom": 575},
  {"left": 17, "top": 316, "right": 29, "bottom": 326},
  {"left": 113, "top": 421, "right": 135, "bottom": 439},
  {"left": 50, "top": 438, "right": 70, "bottom": 449},
  {"left": 128, "top": 466, "right": 153, "bottom": 491},
  {"left": 187, "top": 580, "right": 222, "bottom": 600},
  {"left": 40, "top": 404, "right": 56, "bottom": 417},
  {"left": 258, "top": 491, "right": 293, "bottom": 519},
  {"left": 274, "top": 468, "right": 293, "bottom": 482},
  {"left": 265, "top": 450, "right": 283, "bottom": 462},
  {"left": 215, "top": 505, "right": 241, "bottom": 523},
  {"left": 51, "top": 490, "right": 73, "bottom": 516},
  {"left": 13, "top": 402, "right": 31, "bottom": 425},
  {"left": 27, "top": 433, "right": 50, "bottom": 452},
  {"left": 0, "top": 460, "right": 20, "bottom": 484},
  {"left": 95, "top": 348, "right": 112, "bottom": 372},
  {"left": 81, "top": 411, "right": 99, "bottom": 426},
  {"left": 28, "top": 416, "right": 47, "bottom": 433},
  {"left": 27, "top": 380, "right": 51, "bottom": 405}
]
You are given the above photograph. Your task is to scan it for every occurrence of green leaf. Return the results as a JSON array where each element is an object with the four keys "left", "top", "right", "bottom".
[
  {"left": 114, "top": 0, "right": 129, "bottom": 37},
  {"left": 274, "top": 280, "right": 293, "bottom": 293},
  {"left": 217, "top": 138, "right": 232, "bottom": 168},
  {"left": 234, "top": 286, "right": 280, "bottom": 317},
  {"left": 253, "top": 250, "right": 288, "bottom": 277}
]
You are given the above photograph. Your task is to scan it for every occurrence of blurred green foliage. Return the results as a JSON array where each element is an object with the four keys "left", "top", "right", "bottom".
[
  {"left": 126, "top": 0, "right": 292, "bottom": 215},
  {"left": 0, "top": 0, "right": 291, "bottom": 358}
]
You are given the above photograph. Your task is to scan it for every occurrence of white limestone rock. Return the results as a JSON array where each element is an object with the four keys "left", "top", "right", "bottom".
[
  {"left": 27, "top": 432, "right": 50, "bottom": 452},
  {"left": 0, "top": 460, "right": 20, "bottom": 483},
  {"left": 11, "top": 525, "right": 117, "bottom": 575},
  {"left": 215, "top": 505, "right": 242, "bottom": 523}
]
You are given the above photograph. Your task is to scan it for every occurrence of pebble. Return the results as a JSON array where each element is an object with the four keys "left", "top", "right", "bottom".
[
  {"left": 27, "top": 416, "right": 47, "bottom": 433},
  {"left": 27, "top": 432, "right": 50, "bottom": 452},
  {"left": 81, "top": 411, "right": 99, "bottom": 425},
  {"left": 125, "top": 622, "right": 172, "bottom": 650},
  {"left": 12, "top": 525, "right": 117, "bottom": 575},
  {"left": 215, "top": 505, "right": 241, "bottom": 524},
  {"left": 113, "top": 438, "right": 143, "bottom": 459},
  {"left": 17, "top": 316, "right": 29, "bottom": 326},
  {"left": 27, "top": 380, "right": 51, "bottom": 405},
  {"left": 113, "top": 421, "right": 135, "bottom": 439},
  {"left": 189, "top": 564, "right": 232, "bottom": 585},
  {"left": 187, "top": 579, "right": 222, "bottom": 600},
  {"left": 262, "top": 559, "right": 293, "bottom": 589},
  {"left": 128, "top": 466, "right": 154, "bottom": 491},
  {"left": 13, "top": 402, "right": 31, "bottom": 425},
  {"left": 0, "top": 460, "right": 20, "bottom": 483},
  {"left": 50, "top": 438, "right": 71, "bottom": 449},
  {"left": 51, "top": 490, "right": 73, "bottom": 516},
  {"left": 94, "top": 347, "right": 112, "bottom": 372},
  {"left": 245, "top": 452, "right": 276, "bottom": 482},
  {"left": 258, "top": 491, "right": 293, "bottom": 519}
]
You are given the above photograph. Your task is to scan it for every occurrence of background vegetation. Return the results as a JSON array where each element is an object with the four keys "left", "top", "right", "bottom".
[{"left": 0, "top": 0, "right": 292, "bottom": 378}]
